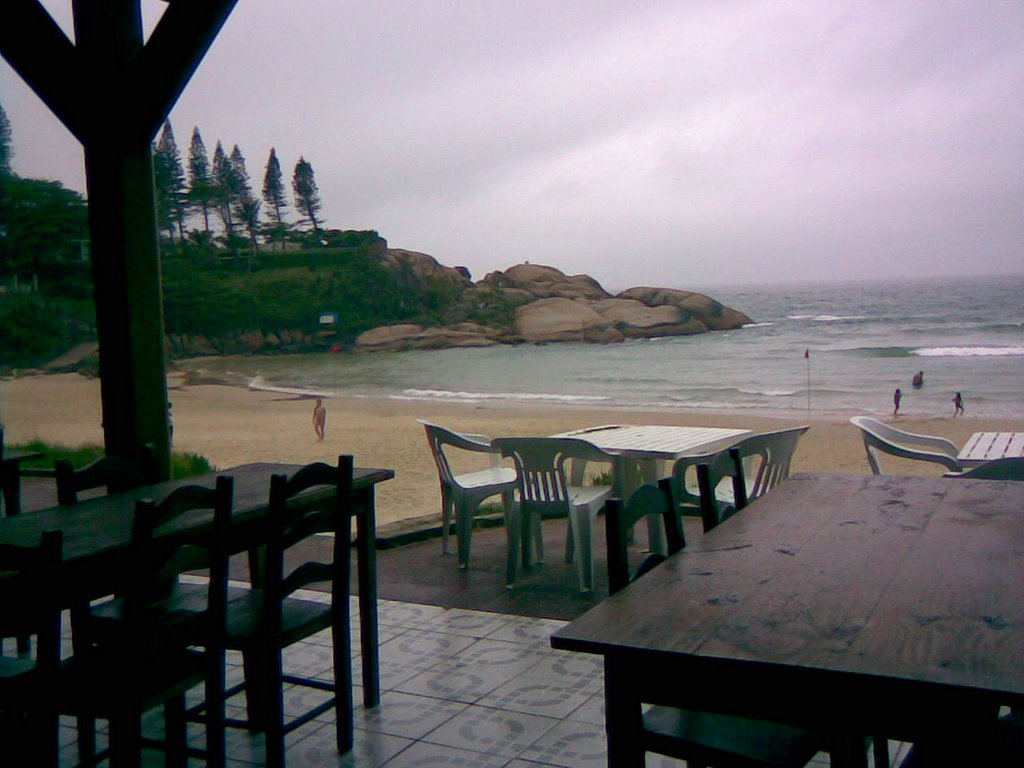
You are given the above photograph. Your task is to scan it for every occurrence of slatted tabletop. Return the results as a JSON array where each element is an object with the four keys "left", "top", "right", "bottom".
[
  {"left": 958, "top": 431, "right": 1024, "bottom": 466},
  {"left": 551, "top": 472, "right": 1024, "bottom": 766},
  {"left": 554, "top": 424, "right": 750, "bottom": 460}
]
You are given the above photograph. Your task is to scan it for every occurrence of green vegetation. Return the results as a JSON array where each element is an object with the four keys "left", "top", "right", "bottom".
[
  {"left": 0, "top": 110, "right": 499, "bottom": 370},
  {"left": 12, "top": 440, "right": 216, "bottom": 479}
]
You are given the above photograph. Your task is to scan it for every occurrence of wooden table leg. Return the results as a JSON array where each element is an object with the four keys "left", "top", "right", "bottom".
[
  {"left": 604, "top": 656, "right": 645, "bottom": 768},
  {"left": 355, "top": 486, "right": 380, "bottom": 708}
]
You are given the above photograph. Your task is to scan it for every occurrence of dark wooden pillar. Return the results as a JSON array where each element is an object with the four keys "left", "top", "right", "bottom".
[
  {"left": 75, "top": 0, "right": 170, "bottom": 474},
  {"left": 1, "top": 0, "right": 237, "bottom": 479}
]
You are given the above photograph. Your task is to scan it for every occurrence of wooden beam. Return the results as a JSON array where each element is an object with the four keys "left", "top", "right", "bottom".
[
  {"left": 0, "top": 0, "right": 87, "bottom": 143},
  {"left": 130, "top": 0, "right": 238, "bottom": 142}
]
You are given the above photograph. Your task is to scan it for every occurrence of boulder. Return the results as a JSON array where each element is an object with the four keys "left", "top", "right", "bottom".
[
  {"left": 515, "top": 298, "right": 624, "bottom": 343},
  {"left": 355, "top": 323, "right": 499, "bottom": 352},
  {"left": 618, "top": 287, "right": 752, "bottom": 329},
  {"left": 378, "top": 249, "right": 471, "bottom": 290},
  {"left": 481, "top": 263, "right": 610, "bottom": 301},
  {"left": 590, "top": 298, "right": 706, "bottom": 337}
]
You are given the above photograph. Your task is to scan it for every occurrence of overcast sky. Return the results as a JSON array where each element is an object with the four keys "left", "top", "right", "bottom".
[{"left": 2, "top": 0, "right": 1022, "bottom": 290}]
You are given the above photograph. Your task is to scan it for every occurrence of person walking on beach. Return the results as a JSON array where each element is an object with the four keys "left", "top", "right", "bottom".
[
  {"left": 893, "top": 387, "right": 902, "bottom": 416},
  {"left": 953, "top": 392, "right": 964, "bottom": 417},
  {"left": 312, "top": 398, "right": 326, "bottom": 441}
]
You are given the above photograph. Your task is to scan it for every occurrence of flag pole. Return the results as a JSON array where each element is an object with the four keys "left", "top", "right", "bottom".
[{"left": 804, "top": 349, "right": 810, "bottom": 414}]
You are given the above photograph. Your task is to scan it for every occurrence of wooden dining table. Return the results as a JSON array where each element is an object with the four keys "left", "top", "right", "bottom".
[
  {"left": 0, "top": 461, "right": 395, "bottom": 708},
  {"left": 0, "top": 447, "right": 44, "bottom": 517},
  {"left": 551, "top": 472, "right": 1024, "bottom": 766}
]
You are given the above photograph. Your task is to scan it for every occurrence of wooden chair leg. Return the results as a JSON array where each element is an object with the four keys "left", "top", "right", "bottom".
[
  {"left": 205, "top": 650, "right": 226, "bottom": 768},
  {"left": 264, "top": 650, "right": 286, "bottom": 768},
  {"left": 242, "top": 650, "right": 271, "bottom": 732},
  {"left": 873, "top": 734, "right": 889, "bottom": 767},
  {"left": 164, "top": 695, "right": 187, "bottom": 768},
  {"left": 109, "top": 712, "right": 143, "bottom": 768},
  {"left": 355, "top": 495, "right": 380, "bottom": 708}
]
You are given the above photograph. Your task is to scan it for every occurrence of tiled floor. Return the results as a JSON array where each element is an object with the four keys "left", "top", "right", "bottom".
[{"left": 47, "top": 587, "right": 861, "bottom": 767}]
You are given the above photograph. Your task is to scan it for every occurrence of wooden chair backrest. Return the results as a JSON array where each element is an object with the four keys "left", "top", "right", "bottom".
[
  {"left": 55, "top": 444, "right": 159, "bottom": 506},
  {"left": 0, "top": 530, "right": 63, "bottom": 674},
  {"left": 260, "top": 456, "right": 354, "bottom": 637},
  {"left": 127, "top": 476, "right": 234, "bottom": 625},
  {"left": 605, "top": 479, "right": 684, "bottom": 595}
]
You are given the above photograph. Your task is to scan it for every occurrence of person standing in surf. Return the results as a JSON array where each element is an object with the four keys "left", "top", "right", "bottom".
[
  {"left": 893, "top": 388, "right": 902, "bottom": 416},
  {"left": 953, "top": 392, "right": 964, "bottom": 417},
  {"left": 312, "top": 398, "right": 326, "bottom": 441}
]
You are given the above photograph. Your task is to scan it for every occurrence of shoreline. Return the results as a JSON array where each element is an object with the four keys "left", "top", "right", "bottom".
[{"left": 2, "top": 372, "right": 1019, "bottom": 527}]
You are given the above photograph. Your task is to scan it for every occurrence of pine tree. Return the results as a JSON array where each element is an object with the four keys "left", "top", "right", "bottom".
[
  {"left": 211, "top": 140, "right": 236, "bottom": 241},
  {"left": 292, "top": 156, "right": 323, "bottom": 238},
  {"left": 261, "top": 147, "right": 289, "bottom": 250},
  {"left": 0, "top": 100, "right": 14, "bottom": 276},
  {"left": 187, "top": 128, "right": 215, "bottom": 236},
  {"left": 230, "top": 145, "right": 261, "bottom": 264},
  {"left": 0, "top": 100, "right": 12, "bottom": 177},
  {"left": 153, "top": 121, "right": 187, "bottom": 241}
]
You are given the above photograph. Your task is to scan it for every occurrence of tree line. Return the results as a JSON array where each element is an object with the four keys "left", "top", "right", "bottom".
[{"left": 153, "top": 122, "right": 325, "bottom": 257}]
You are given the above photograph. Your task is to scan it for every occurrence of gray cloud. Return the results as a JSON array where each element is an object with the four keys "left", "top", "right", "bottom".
[{"left": 2, "top": 0, "right": 1021, "bottom": 288}]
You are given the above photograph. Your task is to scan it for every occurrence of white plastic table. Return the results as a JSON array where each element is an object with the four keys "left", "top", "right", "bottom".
[
  {"left": 553, "top": 424, "right": 750, "bottom": 552},
  {"left": 957, "top": 431, "right": 1024, "bottom": 467}
]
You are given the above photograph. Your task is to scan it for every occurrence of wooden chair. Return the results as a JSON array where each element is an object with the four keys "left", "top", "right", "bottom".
[
  {"left": 604, "top": 484, "right": 824, "bottom": 768},
  {"left": 694, "top": 426, "right": 809, "bottom": 531},
  {"left": 491, "top": 437, "right": 614, "bottom": 592},
  {"left": 55, "top": 444, "right": 159, "bottom": 506},
  {"left": 222, "top": 455, "right": 355, "bottom": 768},
  {"left": 418, "top": 420, "right": 518, "bottom": 574},
  {"left": 604, "top": 479, "right": 684, "bottom": 594},
  {"left": 60, "top": 476, "right": 233, "bottom": 768},
  {"left": 0, "top": 530, "right": 63, "bottom": 768}
]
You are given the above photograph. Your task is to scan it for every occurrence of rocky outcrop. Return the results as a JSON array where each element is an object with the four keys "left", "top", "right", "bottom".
[
  {"left": 378, "top": 249, "right": 472, "bottom": 291},
  {"left": 353, "top": 259, "right": 753, "bottom": 350},
  {"left": 480, "top": 263, "right": 609, "bottom": 301},
  {"left": 355, "top": 323, "right": 504, "bottom": 352},
  {"left": 515, "top": 298, "right": 624, "bottom": 343},
  {"left": 617, "top": 287, "right": 752, "bottom": 331}
]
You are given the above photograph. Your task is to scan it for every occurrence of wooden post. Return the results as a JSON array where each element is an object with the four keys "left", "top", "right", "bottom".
[{"left": 74, "top": 0, "right": 170, "bottom": 477}]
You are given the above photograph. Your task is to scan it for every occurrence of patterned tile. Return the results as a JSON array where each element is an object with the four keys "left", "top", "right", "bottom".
[
  {"left": 285, "top": 723, "right": 412, "bottom": 768},
  {"left": 420, "top": 704, "right": 559, "bottom": 759},
  {"left": 376, "top": 601, "right": 447, "bottom": 629},
  {"left": 392, "top": 659, "right": 511, "bottom": 704},
  {"left": 518, "top": 719, "right": 608, "bottom": 768},
  {"left": 381, "top": 741, "right": 511, "bottom": 767},
  {"left": 377, "top": 628, "right": 478, "bottom": 689},
  {"left": 355, "top": 691, "right": 467, "bottom": 740},
  {"left": 475, "top": 673, "right": 598, "bottom": 720},
  {"left": 484, "top": 615, "right": 568, "bottom": 646},
  {"left": 524, "top": 649, "right": 604, "bottom": 685},
  {"left": 418, "top": 608, "right": 512, "bottom": 638},
  {"left": 565, "top": 691, "right": 605, "bottom": 725}
]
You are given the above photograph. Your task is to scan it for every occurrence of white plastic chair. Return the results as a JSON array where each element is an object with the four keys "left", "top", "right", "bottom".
[
  {"left": 944, "top": 457, "right": 1024, "bottom": 480},
  {"left": 849, "top": 416, "right": 961, "bottom": 475},
  {"left": 419, "top": 421, "right": 518, "bottom": 580},
  {"left": 491, "top": 437, "right": 613, "bottom": 592}
]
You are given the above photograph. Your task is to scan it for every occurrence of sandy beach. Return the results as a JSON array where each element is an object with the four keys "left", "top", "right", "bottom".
[{"left": 1, "top": 372, "right": 1019, "bottom": 527}]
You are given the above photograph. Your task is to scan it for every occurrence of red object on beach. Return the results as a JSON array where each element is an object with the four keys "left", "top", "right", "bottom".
[{"left": 330, "top": 344, "right": 342, "bottom": 353}]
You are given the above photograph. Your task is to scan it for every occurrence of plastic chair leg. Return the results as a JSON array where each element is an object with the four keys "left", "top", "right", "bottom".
[
  {"left": 504, "top": 493, "right": 521, "bottom": 587},
  {"left": 455, "top": 499, "right": 474, "bottom": 569}
]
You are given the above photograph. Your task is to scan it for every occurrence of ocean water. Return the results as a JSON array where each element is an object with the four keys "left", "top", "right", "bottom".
[{"left": 184, "top": 274, "right": 1024, "bottom": 419}]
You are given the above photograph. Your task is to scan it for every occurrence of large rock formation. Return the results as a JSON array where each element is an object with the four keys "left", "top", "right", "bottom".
[{"left": 352, "top": 256, "right": 752, "bottom": 350}]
